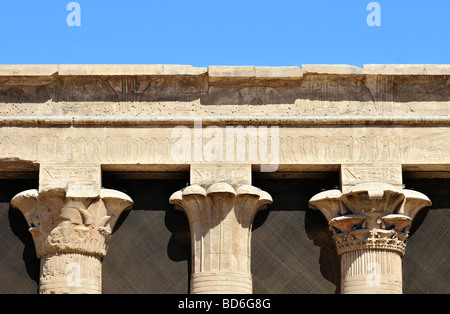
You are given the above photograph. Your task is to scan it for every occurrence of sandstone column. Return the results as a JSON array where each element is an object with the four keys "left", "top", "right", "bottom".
[
  {"left": 10, "top": 165, "right": 133, "bottom": 294},
  {"left": 309, "top": 182, "right": 431, "bottom": 294},
  {"left": 169, "top": 164, "right": 272, "bottom": 294}
]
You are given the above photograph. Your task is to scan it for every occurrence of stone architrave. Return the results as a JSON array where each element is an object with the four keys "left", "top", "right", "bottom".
[
  {"left": 169, "top": 164, "right": 272, "bottom": 294},
  {"left": 309, "top": 182, "right": 431, "bottom": 294},
  {"left": 10, "top": 186, "right": 133, "bottom": 294}
]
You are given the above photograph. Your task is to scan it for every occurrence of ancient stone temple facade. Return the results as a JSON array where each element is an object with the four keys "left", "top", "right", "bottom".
[{"left": 0, "top": 64, "right": 448, "bottom": 294}]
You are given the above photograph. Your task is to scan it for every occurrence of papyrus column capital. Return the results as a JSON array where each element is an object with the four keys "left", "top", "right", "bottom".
[
  {"left": 170, "top": 182, "right": 272, "bottom": 224},
  {"left": 170, "top": 181, "right": 272, "bottom": 294}
]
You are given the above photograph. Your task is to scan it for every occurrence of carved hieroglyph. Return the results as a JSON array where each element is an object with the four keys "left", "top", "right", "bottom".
[
  {"left": 170, "top": 183, "right": 272, "bottom": 294},
  {"left": 190, "top": 164, "right": 252, "bottom": 185},
  {"left": 309, "top": 182, "right": 431, "bottom": 294},
  {"left": 340, "top": 164, "right": 403, "bottom": 190},
  {"left": 0, "top": 126, "right": 449, "bottom": 167},
  {"left": 10, "top": 186, "right": 133, "bottom": 294}
]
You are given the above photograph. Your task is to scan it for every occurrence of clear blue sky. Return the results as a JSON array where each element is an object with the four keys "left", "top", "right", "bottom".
[{"left": 0, "top": 0, "right": 448, "bottom": 67}]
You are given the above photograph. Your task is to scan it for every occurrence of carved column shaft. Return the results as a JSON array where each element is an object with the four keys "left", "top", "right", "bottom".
[
  {"left": 309, "top": 182, "right": 431, "bottom": 294},
  {"left": 11, "top": 187, "right": 133, "bottom": 294},
  {"left": 40, "top": 253, "right": 102, "bottom": 294},
  {"left": 340, "top": 248, "right": 402, "bottom": 294},
  {"left": 170, "top": 183, "right": 272, "bottom": 294}
]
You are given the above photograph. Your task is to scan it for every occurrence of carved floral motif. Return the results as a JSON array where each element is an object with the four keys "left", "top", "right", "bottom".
[
  {"left": 309, "top": 182, "right": 431, "bottom": 255},
  {"left": 11, "top": 187, "right": 134, "bottom": 258}
]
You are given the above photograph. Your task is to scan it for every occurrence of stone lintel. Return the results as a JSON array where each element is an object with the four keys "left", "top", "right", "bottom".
[
  {"left": 190, "top": 163, "right": 252, "bottom": 186},
  {"left": 340, "top": 164, "right": 403, "bottom": 191},
  {"left": 39, "top": 164, "right": 101, "bottom": 197}
]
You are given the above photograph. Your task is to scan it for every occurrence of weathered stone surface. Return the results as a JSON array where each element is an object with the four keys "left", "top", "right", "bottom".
[
  {"left": 0, "top": 65, "right": 447, "bottom": 120},
  {"left": 340, "top": 164, "right": 403, "bottom": 190},
  {"left": 190, "top": 164, "right": 251, "bottom": 185},
  {"left": 170, "top": 178, "right": 272, "bottom": 294},
  {"left": 10, "top": 185, "right": 133, "bottom": 294},
  {"left": 301, "top": 64, "right": 362, "bottom": 75},
  {"left": 0, "top": 126, "right": 448, "bottom": 173},
  {"left": 309, "top": 182, "right": 432, "bottom": 294},
  {"left": 254, "top": 66, "right": 303, "bottom": 79},
  {"left": 0, "top": 64, "right": 59, "bottom": 76},
  {"left": 362, "top": 64, "right": 450, "bottom": 75},
  {"left": 208, "top": 65, "right": 256, "bottom": 79},
  {"left": 11, "top": 187, "right": 133, "bottom": 257},
  {"left": 58, "top": 64, "right": 207, "bottom": 76},
  {"left": 39, "top": 164, "right": 101, "bottom": 196}
]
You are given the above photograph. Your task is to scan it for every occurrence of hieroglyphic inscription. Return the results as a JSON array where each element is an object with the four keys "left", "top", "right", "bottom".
[
  {"left": 340, "top": 164, "right": 403, "bottom": 189},
  {"left": 39, "top": 164, "right": 101, "bottom": 195},
  {"left": 311, "top": 77, "right": 340, "bottom": 109},
  {"left": 280, "top": 135, "right": 404, "bottom": 163},
  {"left": 0, "top": 134, "right": 176, "bottom": 164},
  {"left": 375, "top": 75, "right": 395, "bottom": 113},
  {"left": 190, "top": 164, "right": 251, "bottom": 185},
  {"left": 0, "top": 127, "right": 449, "bottom": 166}
]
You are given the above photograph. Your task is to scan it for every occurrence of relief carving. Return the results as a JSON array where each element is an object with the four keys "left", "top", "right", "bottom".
[
  {"left": 44, "top": 197, "right": 110, "bottom": 257},
  {"left": 10, "top": 187, "right": 134, "bottom": 294},
  {"left": 1, "top": 74, "right": 448, "bottom": 117},
  {"left": 39, "top": 165, "right": 101, "bottom": 195},
  {"left": 0, "top": 127, "right": 448, "bottom": 165},
  {"left": 309, "top": 182, "right": 432, "bottom": 294},
  {"left": 341, "top": 165, "right": 402, "bottom": 188},
  {"left": 190, "top": 164, "right": 251, "bottom": 185},
  {"left": 309, "top": 182, "right": 431, "bottom": 256}
]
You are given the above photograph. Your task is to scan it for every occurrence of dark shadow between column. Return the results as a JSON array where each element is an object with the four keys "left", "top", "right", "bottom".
[
  {"left": 8, "top": 205, "right": 40, "bottom": 293},
  {"left": 165, "top": 206, "right": 191, "bottom": 293},
  {"left": 304, "top": 208, "right": 341, "bottom": 294}
]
